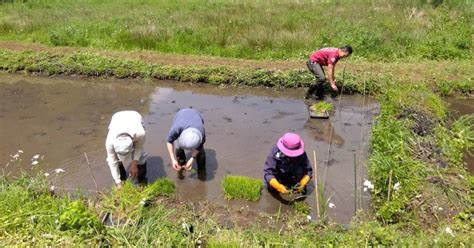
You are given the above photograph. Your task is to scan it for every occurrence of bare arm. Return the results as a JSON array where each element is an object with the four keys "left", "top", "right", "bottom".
[
  {"left": 327, "top": 64, "right": 337, "bottom": 91},
  {"left": 167, "top": 142, "right": 181, "bottom": 171},
  {"left": 106, "top": 142, "right": 122, "bottom": 185}
]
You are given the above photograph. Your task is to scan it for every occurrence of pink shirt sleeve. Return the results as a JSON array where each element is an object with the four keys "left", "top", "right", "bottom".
[{"left": 327, "top": 56, "right": 338, "bottom": 65}]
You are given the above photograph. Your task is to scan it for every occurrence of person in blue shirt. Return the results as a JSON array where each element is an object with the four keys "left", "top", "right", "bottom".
[{"left": 166, "top": 108, "right": 206, "bottom": 173}]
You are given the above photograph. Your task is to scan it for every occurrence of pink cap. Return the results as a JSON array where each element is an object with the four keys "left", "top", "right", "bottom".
[{"left": 277, "top": 133, "right": 305, "bottom": 157}]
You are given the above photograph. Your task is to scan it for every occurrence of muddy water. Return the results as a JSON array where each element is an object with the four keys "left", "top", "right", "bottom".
[
  {"left": 445, "top": 98, "right": 474, "bottom": 174},
  {"left": 0, "top": 74, "right": 378, "bottom": 223}
]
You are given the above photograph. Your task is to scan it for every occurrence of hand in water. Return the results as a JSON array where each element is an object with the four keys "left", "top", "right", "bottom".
[{"left": 172, "top": 159, "right": 182, "bottom": 171}]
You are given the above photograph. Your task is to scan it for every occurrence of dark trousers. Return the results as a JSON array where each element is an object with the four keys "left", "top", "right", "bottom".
[
  {"left": 175, "top": 146, "right": 206, "bottom": 172},
  {"left": 119, "top": 161, "right": 147, "bottom": 186},
  {"left": 306, "top": 60, "right": 326, "bottom": 98}
]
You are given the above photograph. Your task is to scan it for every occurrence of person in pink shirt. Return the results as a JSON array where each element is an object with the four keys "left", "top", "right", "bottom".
[{"left": 306, "top": 45, "right": 353, "bottom": 100}]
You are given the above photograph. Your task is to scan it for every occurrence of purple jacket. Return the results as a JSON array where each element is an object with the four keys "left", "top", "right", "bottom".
[{"left": 263, "top": 145, "right": 313, "bottom": 184}]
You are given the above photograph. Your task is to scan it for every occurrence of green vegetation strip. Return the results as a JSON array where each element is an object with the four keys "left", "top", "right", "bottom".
[
  {"left": 0, "top": 0, "right": 471, "bottom": 61},
  {"left": 367, "top": 83, "right": 473, "bottom": 243},
  {"left": 2, "top": 49, "right": 472, "bottom": 97},
  {"left": 222, "top": 175, "right": 262, "bottom": 201}
]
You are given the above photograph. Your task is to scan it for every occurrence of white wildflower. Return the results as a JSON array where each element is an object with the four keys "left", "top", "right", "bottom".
[
  {"left": 329, "top": 202, "right": 336, "bottom": 209},
  {"left": 393, "top": 182, "right": 401, "bottom": 191},
  {"left": 363, "top": 179, "right": 374, "bottom": 189},
  {"left": 18, "top": 150, "right": 24, "bottom": 153},
  {"left": 54, "top": 219, "right": 59, "bottom": 225},
  {"left": 31, "top": 161, "right": 39, "bottom": 166},
  {"left": 445, "top": 227, "right": 455, "bottom": 237},
  {"left": 50, "top": 185, "right": 55, "bottom": 191},
  {"left": 32, "top": 154, "right": 40, "bottom": 160},
  {"left": 54, "top": 168, "right": 65, "bottom": 174},
  {"left": 44, "top": 173, "right": 50, "bottom": 177},
  {"left": 306, "top": 215, "right": 312, "bottom": 220},
  {"left": 438, "top": 207, "right": 443, "bottom": 211},
  {"left": 139, "top": 198, "right": 147, "bottom": 206},
  {"left": 11, "top": 154, "right": 20, "bottom": 160}
]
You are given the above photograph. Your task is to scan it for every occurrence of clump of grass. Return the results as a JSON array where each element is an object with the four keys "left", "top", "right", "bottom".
[
  {"left": 100, "top": 178, "right": 176, "bottom": 223},
  {"left": 435, "top": 115, "right": 474, "bottom": 167},
  {"left": 59, "top": 200, "right": 103, "bottom": 232},
  {"left": 292, "top": 201, "right": 311, "bottom": 215},
  {"left": 310, "top": 102, "right": 334, "bottom": 113},
  {"left": 142, "top": 177, "right": 175, "bottom": 198},
  {"left": 221, "top": 175, "right": 262, "bottom": 201}
]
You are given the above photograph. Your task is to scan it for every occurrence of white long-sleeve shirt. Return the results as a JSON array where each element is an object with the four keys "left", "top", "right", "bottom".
[{"left": 105, "top": 111, "right": 147, "bottom": 184}]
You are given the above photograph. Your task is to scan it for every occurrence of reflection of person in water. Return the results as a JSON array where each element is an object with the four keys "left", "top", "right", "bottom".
[
  {"left": 264, "top": 133, "right": 313, "bottom": 195},
  {"left": 304, "top": 119, "right": 345, "bottom": 146}
]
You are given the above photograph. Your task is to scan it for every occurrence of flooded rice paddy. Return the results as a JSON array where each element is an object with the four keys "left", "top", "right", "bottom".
[{"left": 0, "top": 73, "right": 380, "bottom": 223}]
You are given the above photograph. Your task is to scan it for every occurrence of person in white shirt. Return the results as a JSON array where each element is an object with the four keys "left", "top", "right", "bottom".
[{"left": 105, "top": 111, "right": 147, "bottom": 187}]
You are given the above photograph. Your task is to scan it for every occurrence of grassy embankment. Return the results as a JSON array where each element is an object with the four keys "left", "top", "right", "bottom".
[
  {"left": 1, "top": 0, "right": 473, "bottom": 246},
  {"left": 0, "top": 0, "right": 471, "bottom": 60}
]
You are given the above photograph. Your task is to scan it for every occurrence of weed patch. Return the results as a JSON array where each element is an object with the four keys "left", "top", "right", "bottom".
[{"left": 292, "top": 201, "right": 311, "bottom": 215}]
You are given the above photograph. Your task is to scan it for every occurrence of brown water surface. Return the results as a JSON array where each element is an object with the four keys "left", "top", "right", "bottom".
[{"left": 0, "top": 74, "right": 379, "bottom": 223}]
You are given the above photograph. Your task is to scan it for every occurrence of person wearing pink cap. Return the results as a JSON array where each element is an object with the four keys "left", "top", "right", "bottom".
[{"left": 264, "top": 133, "right": 313, "bottom": 194}]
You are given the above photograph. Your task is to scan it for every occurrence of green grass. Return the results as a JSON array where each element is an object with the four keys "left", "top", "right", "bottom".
[
  {"left": 368, "top": 83, "right": 473, "bottom": 224},
  {"left": 292, "top": 201, "right": 311, "bottom": 215},
  {"left": 221, "top": 175, "right": 262, "bottom": 201},
  {"left": 1, "top": 172, "right": 472, "bottom": 246},
  {"left": 0, "top": 0, "right": 471, "bottom": 61},
  {"left": 435, "top": 115, "right": 474, "bottom": 167}
]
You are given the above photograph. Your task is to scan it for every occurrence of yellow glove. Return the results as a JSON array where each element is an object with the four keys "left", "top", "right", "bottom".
[
  {"left": 297, "top": 175, "right": 311, "bottom": 192},
  {"left": 270, "top": 178, "right": 288, "bottom": 194}
]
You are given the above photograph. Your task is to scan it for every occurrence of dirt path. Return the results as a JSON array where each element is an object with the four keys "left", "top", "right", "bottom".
[{"left": 1, "top": 41, "right": 472, "bottom": 83}]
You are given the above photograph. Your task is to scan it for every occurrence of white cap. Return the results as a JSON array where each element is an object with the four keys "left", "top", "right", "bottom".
[
  {"left": 113, "top": 135, "right": 133, "bottom": 161},
  {"left": 178, "top": 128, "right": 202, "bottom": 150}
]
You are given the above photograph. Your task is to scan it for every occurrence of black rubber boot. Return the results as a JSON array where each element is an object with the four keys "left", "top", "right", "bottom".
[{"left": 197, "top": 149, "right": 206, "bottom": 173}]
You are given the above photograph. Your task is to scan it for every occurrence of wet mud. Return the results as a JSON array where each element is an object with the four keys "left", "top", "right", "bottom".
[{"left": 0, "top": 73, "right": 379, "bottom": 223}]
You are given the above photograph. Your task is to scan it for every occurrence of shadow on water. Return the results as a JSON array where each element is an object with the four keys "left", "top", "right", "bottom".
[
  {"left": 146, "top": 156, "right": 166, "bottom": 183},
  {"left": 0, "top": 73, "right": 379, "bottom": 223}
]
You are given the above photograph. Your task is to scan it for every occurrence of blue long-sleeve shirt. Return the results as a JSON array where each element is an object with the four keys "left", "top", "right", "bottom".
[
  {"left": 264, "top": 145, "right": 313, "bottom": 184},
  {"left": 167, "top": 108, "right": 206, "bottom": 147}
]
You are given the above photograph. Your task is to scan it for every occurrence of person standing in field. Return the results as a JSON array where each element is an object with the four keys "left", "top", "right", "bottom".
[
  {"left": 105, "top": 111, "right": 148, "bottom": 188},
  {"left": 264, "top": 133, "right": 313, "bottom": 195},
  {"left": 306, "top": 45, "right": 353, "bottom": 100},
  {"left": 166, "top": 108, "right": 206, "bottom": 175}
]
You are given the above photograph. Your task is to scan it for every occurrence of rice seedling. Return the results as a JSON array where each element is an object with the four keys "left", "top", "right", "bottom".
[
  {"left": 310, "top": 102, "right": 334, "bottom": 113},
  {"left": 221, "top": 175, "right": 262, "bottom": 201}
]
